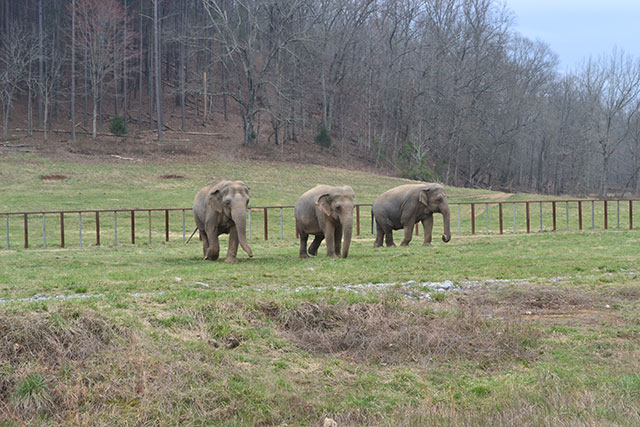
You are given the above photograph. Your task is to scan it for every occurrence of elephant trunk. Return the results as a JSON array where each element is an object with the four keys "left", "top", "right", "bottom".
[
  {"left": 341, "top": 213, "right": 353, "bottom": 258},
  {"left": 441, "top": 206, "right": 451, "bottom": 243},
  {"left": 231, "top": 203, "right": 253, "bottom": 257}
]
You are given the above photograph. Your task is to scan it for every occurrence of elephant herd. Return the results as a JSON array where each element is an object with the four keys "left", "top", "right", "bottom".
[{"left": 192, "top": 179, "right": 452, "bottom": 263}]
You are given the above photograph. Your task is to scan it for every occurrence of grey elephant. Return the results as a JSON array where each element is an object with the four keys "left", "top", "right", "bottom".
[
  {"left": 372, "top": 183, "right": 451, "bottom": 247},
  {"left": 193, "top": 180, "right": 253, "bottom": 262},
  {"left": 294, "top": 185, "right": 355, "bottom": 258}
]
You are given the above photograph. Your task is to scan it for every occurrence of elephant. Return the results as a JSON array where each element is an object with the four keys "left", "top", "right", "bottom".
[
  {"left": 192, "top": 179, "right": 253, "bottom": 262},
  {"left": 294, "top": 185, "right": 355, "bottom": 258},
  {"left": 372, "top": 183, "right": 451, "bottom": 247}
]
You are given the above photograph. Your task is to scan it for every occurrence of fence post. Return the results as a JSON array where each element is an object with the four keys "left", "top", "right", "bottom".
[
  {"left": 539, "top": 202, "right": 543, "bottom": 232},
  {"left": 630, "top": 201, "right": 633, "bottom": 230},
  {"left": 617, "top": 200, "right": 620, "bottom": 230},
  {"left": 182, "top": 210, "right": 186, "bottom": 242},
  {"left": 263, "top": 208, "right": 268, "bottom": 240},
  {"left": 578, "top": 201, "right": 583, "bottom": 230},
  {"left": 565, "top": 201, "right": 569, "bottom": 231},
  {"left": 526, "top": 202, "right": 530, "bottom": 233},
  {"left": 471, "top": 203, "right": 475, "bottom": 235},
  {"left": 457, "top": 204, "right": 461, "bottom": 235},
  {"left": 96, "top": 211, "right": 100, "bottom": 246},
  {"left": 114, "top": 211, "right": 118, "bottom": 246},
  {"left": 513, "top": 203, "right": 517, "bottom": 233},
  {"left": 356, "top": 205, "right": 361, "bottom": 236},
  {"left": 592, "top": 201, "right": 595, "bottom": 230},
  {"left": 23, "top": 213, "right": 28, "bottom": 248},
  {"left": 131, "top": 210, "right": 135, "bottom": 244},
  {"left": 42, "top": 214, "right": 46, "bottom": 249},
  {"left": 485, "top": 203, "right": 489, "bottom": 234},
  {"left": 5, "top": 214, "right": 8, "bottom": 249},
  {"left": 499, "top": 203, "right": 503, "bottom": 234},
  {"left": 165, "top": 210, "right": 169, "bottom": 242},
  {"left": 79, "top": 212, "right": 82, "bottom": 248},
  {"left": 60, "top": 213, "right": 65, "bottom": 248},
  {"left": 148, "top": 211, "right": 152, "bottom": 244},
  {"left": 552, "top": 201, "right": 556, "bottom": 231},
  {"left": 604, "top": 200, "right": 608, "bottom": 230},
  {"left": 280, "top": 208, "right": 284, "bottom": 240}
]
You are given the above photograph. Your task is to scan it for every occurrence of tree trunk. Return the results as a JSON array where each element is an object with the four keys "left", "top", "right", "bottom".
[
  {"left": 154, "top": 0, "right": 163, "bottom": 140},
  {"left": 71, "top": 0, "right": 76, "bottom": 141},
  {"left": 37, "top": 0, "right": 43, "bottom": 128}
]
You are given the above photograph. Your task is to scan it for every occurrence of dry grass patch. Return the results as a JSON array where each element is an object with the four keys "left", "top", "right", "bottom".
[{"left": 259, "top": 299, "right": 541, "bottom": 366}]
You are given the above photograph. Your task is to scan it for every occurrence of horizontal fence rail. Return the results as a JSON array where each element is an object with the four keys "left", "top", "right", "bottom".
[{"left": 1, "top": 199, "right": 639, "bottom": 250}]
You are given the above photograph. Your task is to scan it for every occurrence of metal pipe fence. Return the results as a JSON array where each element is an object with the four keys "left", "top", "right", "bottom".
[{"left": 1, "top": 199, "right": 639, "bottom": 250}]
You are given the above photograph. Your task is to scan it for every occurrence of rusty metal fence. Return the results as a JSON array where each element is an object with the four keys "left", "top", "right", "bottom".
[{"left": 1, "top": 199, "right": 639, "bottom": 250}]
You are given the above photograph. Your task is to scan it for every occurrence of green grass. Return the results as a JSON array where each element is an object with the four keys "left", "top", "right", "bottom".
[{"left": 2, "top": 152, "right": 640, "bottom": 425}]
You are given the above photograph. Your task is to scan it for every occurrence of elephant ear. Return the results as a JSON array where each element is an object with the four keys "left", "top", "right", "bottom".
[
  {"left": 315, "top": 194, "right": 332, "bottom": 217},
  {"left": 208, "top": 188, "right": 224, "bottom": 214},
  {"left": 419, "top": 187, "right": 432, "bottom": 207}
]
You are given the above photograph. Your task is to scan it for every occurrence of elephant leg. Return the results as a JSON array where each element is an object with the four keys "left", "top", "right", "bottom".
[
  {"left": 400, "top": 223, "right": 414, "bottom": 246},
  {"left": 324, "top": 222, "right": 338, "bottom": 257},
  {"left": 225, "top": 226, "right": 239, "bottom": 262},
  {"left": 422, "top": 215, "right": 434, "bottom": 246},
  {"left": 385, "top": 227, "right": 396, "bottom": 247},
  {"left": 334, "top": 225, "right": 342, "bottom": 257},
  {"left": 308, "top": 234, "right": 324, "bottom": 256},
  {"left": 299, "top": 232, "right": 310, "bottom": 258},
  {"left": 374, "top": 222, "right": 384, "bottom": 248},
  {"left": 205, "top": 233, "right": 220, "bottom": 260},
  {"left": 199, "top": 230, "right": 209, "bottom": 259}
]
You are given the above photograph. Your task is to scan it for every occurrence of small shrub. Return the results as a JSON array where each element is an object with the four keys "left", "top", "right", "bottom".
[
  {"left": 315, "top": 126, "right": 332, "bottom": 148},
  {"left": 397, "top": 140, "right": 435, "bottom": 182},
  {"left": 12, "top": 373, "right": 52, "bottom": 415},
  {"left": 109, "top": 116, "right": 127, "bottom": 136}
]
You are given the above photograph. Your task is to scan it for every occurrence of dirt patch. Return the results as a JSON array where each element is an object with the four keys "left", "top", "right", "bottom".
[
  {"left": 471, "top": 284, "right": 596, "bottom": 316},
  {"left": 39, "top": 174, "right": 68, "bottom": 181},
  {"left": 159, "top": 174, "right": 185, "bottom": 180},
  {"left": 259, "top": 300, "right": 541, "bottom": 366}
]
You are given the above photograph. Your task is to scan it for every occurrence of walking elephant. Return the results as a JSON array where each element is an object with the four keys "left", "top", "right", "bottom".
[
  {"left": 193, "top": 180, "right": 253, "bottom": 262},
  {"left": 372, "top": 183, "right": 451, "bottom": 247},
  {"left": 295, "top": 185, "right": 355, "bottom": 258}
]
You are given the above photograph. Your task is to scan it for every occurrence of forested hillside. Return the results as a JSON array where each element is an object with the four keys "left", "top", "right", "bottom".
[{"left": 2, "top": 0, "right": 640, "bottom": 197}]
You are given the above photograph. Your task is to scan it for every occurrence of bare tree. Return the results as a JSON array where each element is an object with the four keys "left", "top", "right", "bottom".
[
  {"left": 73, "top": 0, "right": 133, "bottom": 139},
  {"left": 580, "top": 50, "right": 640, "bottom": 198},
  {"left": 202, "top": 0, "right": 310, "bottom": 146},
  {"left": 0, "top": 25, "right": 36, "bottom": 140}
]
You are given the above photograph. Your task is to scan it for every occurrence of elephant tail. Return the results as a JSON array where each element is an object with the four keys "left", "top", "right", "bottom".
[{"left": 186, "top": 227, "right": 199, "bottom": 244}]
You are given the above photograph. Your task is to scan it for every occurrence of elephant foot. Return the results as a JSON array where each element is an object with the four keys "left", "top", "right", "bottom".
[
  {"left": 422, "top": 242, "right": 432, "bottom": 246},
  {"left": 299, "top": 254, "right": 309, "bottom": 259},
  {"left": 224, "top": 257, "right": 238, "bottom": 263},
  {"left": 373, "top": 243, "right": 382, "bottom": 248},
  {"left": 400, "top": 241, "right": 410, "bottom": 247},
  {"left": 327, "top": 254, "right": 339, "bottom": 258},
  {"left": 308, "top": 248, "right": 318, "bottom": 256}
]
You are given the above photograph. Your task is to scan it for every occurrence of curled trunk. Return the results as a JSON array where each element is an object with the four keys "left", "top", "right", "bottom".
[{"left": 441, "top": 207, "right": 451, "bottom": 243}]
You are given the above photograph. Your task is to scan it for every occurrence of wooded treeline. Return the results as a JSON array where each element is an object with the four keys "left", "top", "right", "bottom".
[{"left": 2, "top": 0, "right": 640, "bottom": 197}]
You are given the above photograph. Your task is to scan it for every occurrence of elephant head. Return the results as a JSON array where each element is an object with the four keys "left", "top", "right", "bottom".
[
  {"left": 419, "top": 184, "right": 451, "bottom": 243},
  {"left": 315, "top": 186, "right": 355, "bottom": 258},
  {"left": 210, "top": 181, "right": 253, "bottom": 257}
]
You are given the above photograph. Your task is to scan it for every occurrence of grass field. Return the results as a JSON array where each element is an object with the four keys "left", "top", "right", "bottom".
[{"left": 2, "top": 152, "right": 640, "bottom": 425}]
